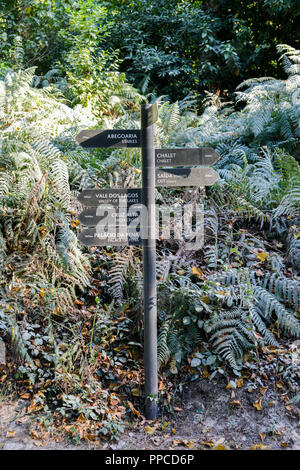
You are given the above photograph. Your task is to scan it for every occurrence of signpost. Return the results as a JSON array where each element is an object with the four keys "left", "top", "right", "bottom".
[
  {"left": 76, "top": 129, "right": 141, "bottom": 148},
  {"left": 78, "top": 228, "right": 141, "bottom": 246},
  {"left": 78, "top": 206, "right": 141, "bottom": 227},
  {"left": 78, "top": 188, "right": 141, "bottom": 207},
  {"left": 141, "top": 104, "right": 158, "bottom": 420},
  {"left": 75, "top": 102, "right": 220, "bottom": 420},
  {"left": 156, "top": 167, "right": 219, "bottom": 187},
  {"left": 78, "top": 189, "right": 142, "bottom": 246},
  {"left": 155, "top": 147, "right": 219, "bottom": 167}
]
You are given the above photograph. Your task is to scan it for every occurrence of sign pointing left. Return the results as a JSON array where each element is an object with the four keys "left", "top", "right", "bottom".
[
  {"left": 76, "top": 129, "right": 141, "bottom": 148},
  {"left": 78, "top": 189, "right": 141, "bottom": 207}
]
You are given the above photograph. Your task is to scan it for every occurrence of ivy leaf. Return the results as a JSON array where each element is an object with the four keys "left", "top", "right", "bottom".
[{"left": 191, "top": 358, "right": 201, "bottom": 367}]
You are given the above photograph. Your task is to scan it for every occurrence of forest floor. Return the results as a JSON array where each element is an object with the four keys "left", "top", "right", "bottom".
[{"left": 0, "top": 375, "right": 299, "bottom": 451}]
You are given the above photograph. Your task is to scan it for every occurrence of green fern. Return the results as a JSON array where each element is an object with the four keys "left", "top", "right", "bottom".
[
  {"left": 205, "top": 309, "right": 254, "bottom": 369},
  {"left": 108, "top": 249, "right": 133, "bottom": 301}
]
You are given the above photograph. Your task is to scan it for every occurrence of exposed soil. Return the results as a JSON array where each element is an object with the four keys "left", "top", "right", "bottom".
[
  {"left": 117, "top": 379, "right": 300, "bottom": 450},
  {"left": 0, "top": 377, "right": 299, "bottom": 451}
]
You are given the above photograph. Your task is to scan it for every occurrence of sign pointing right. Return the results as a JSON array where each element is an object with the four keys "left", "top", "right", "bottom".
[
  {"left": 155, "top": 147, "right": 219, "bottom": 167},
  {"left": 156, "top": 167, "right": 219, "bottom": 187}
]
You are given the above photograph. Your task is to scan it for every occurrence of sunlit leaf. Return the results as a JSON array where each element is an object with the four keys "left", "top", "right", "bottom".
[{"left": 253, "top": 397, "right": 262, "bottom": 411}]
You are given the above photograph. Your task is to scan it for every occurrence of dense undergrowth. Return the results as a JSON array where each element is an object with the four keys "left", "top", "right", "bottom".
[
  {"left": 1, "top": 1, "right": 300, "bottom": 103},
  {"left": 0, "top": 43, "right": 299, "bottom": 441}
]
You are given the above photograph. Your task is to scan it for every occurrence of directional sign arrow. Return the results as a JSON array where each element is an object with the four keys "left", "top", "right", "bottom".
[
  {"left": 76, "top": 129, "right": 141, "bottom": 148},
  {"left": 78, "top": 205, "right": 142, "bottom": 227},
  {"left": 78, "top": 189, "right": 141, "bottom": 207},
  {"left": 155, "top": 148, "right": 219, "bottom": 167},
  {"left": 156, "top": 167, "right": 219, "bottom": 187},
  {"left": 78, "top": 228, "right": 142, "bottom": 247}
]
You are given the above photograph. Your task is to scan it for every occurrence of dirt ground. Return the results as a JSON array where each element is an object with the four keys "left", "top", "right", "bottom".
[{"left": 0, "top": 378, "right": 299, "bottom": 451}]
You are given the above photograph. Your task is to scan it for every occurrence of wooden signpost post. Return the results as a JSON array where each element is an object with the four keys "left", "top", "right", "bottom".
[{"left": 76, "top": 103, "right": 220, "bottom": 420}]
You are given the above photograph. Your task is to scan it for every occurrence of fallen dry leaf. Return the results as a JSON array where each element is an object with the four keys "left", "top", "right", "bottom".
[
  {"left": 201, "top": 440, "right": 215, "bottom": 448},
  {"left": 128, "top": 401, "right": 141, "bottom": 418},
  {"left": 161, "top": 421, "right": 170, "bottom": 430},
  {"left": 191, "top": 266, "right": 204, "bottom": 279},
  {"left": 236, "top": 378, "right": 243, "bottom": 388},
  {"left": 186, "top": 440, "right": 195, "bottom": 449},
  {"left": 231, "top": 400, "right": 241, "bottom": 406},
  {"left": 214, "top": 444, "right": 228, "bottom": 450},
  {"left": 145, "top": 425, "right": 158, "bottom": 435},
  {"left": 30, "top": 430, "right": 42, "bottom": 440},
  {"left": 34, "top": 441, "right": 45, "bottom": 447},
  {"left": 151, "top": 437, "right": 161, "bottom": 446},
  {"left": 77, "top": 414, "right": 86, "bottom": 422},
  {"left": 253, "top": 397, "right": 262, "bottom": 411},
  {"left": 71, "top": 220, "right": 80, "bottom": 227},
  {"left": 251, "top": 443, "right": 268, "bottom": 450},
  {"left": 256, "top": 252, "right": 268, "bottom": 262},
  {"left": 173, "top": 406, "right": 183, "bottom": 412},
  {"left": 226, "top": 381, "right": 236, "bottom": 390},
  {"left": 20, "top": 393, "right": 31, "bottom": 399}
]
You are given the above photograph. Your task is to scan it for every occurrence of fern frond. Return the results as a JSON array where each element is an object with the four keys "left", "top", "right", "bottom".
[{"left": 108, "top": 249, "right": 133, "bottom": 301}]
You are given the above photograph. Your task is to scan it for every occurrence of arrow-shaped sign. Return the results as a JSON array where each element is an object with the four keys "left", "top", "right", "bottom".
[
  {"left": 155, "top": 148, "right": 219, "bottom": 167},
  {"left": 78, "top": 228, "right": 142, "bottom": 246},
  {"left": 78, "top": 189, "right": 141, "bottom": 207},
  {"left": 156, "top": 167, "right": 219, "bottom": 187},
  {"left": 76, "top": 129, "right": 141, "bottom": 148},
  {"left": 78, "top": 205, "right": 142, "bottom": 227}
]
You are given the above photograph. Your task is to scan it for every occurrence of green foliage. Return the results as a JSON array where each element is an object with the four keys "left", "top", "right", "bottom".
[
  {"left": 151, "top": 44, "right": 300, "bottom": 369},
  {"left": 0, "top": 0, "right": 299, "bottom": 435},
  {"left": 158, "top": 267, "right": 300, "bottom": 371},
  {"left": 157, "top": 277, "right": 206, "bottom": 371},
  {"left": 0, "top": 1, "right": 68, "bottom": 72},
  {"left": 0, "top": 69, "right": 93, "bottom": 297},
  {"left": 1, "top": 1, "right": 299, "bottom": 103},
  {"left": 100, "top": 0, "right": 300, "bottom": 101},
  {"left": 101, "top": 0, "right": 241, "bottom": 100},
  {"left": 0, "top": 1, "right": 143, "bottom": 121},
  {"left": 0, "top": 67, "right": 139, "bottom": 439},
  {"left": 0, "top": 68, "right": 94, "bottom": 358}
]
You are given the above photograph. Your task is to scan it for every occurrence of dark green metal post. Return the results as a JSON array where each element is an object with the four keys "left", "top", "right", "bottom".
[{"left": 141, "top": 104, "right": 158, "bottom": 420}]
